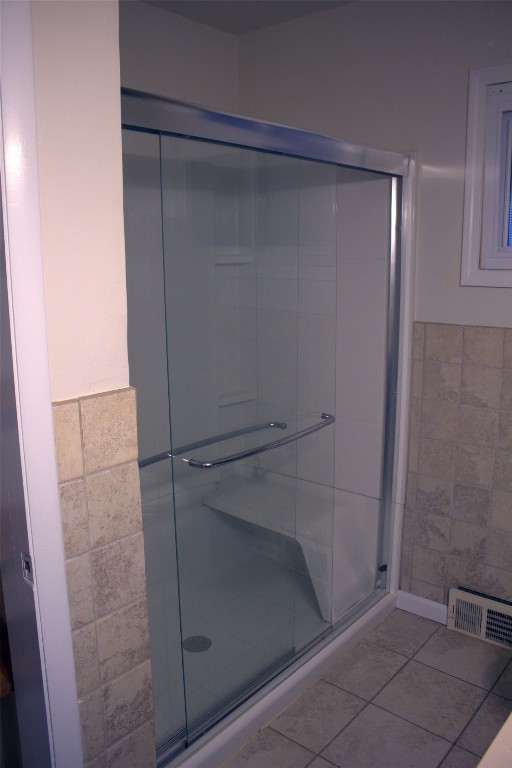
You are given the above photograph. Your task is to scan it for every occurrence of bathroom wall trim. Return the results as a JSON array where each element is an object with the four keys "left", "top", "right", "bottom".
[
  {"left": 0, "top": 2, "right": 83, "bottom": 765},
  {"left": 396, "top": 589, "right": 448, "bottom": 624}
]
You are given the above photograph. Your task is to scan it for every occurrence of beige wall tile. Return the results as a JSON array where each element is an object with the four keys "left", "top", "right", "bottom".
[
  {"left": 405, "top": 472, "right": 417, "bottom": 510},
  {"left": 399, "top": 568, "right": 411, "bottom": 593},
  {"left": 418, "top": 439, "right": 454, "bottom": 481},
  {"left": 457, "top": 406, "right": 498, "bottom": 450},
  {"left": 106, "top": 720, "right": 156, "bottom": 768},
  {"left": 449, "top": 521, "right": 487, "bottom": 560},
  {"left": 60, "top": 478, "right": 90, "bottom": 558},
  {"left": 422, "top": 361, "right": 460, "bottom": 404},
  {"left": 461, "top": 366, "right": 501, "bottom": 409},
  {"left": 408, "top": 433, "right": 419, "bottom": 473},
  {"left": 498, "top": 412, "right": 512, "bottom": 451},
  {"left": 503, "top": 329, "right": 512, "bottom": 369},
  {"left": 415, "top": 511, "right": 450, "bottom": 552},
  {"left": 81, "top": 389, "right": 138, "bottom": 474},
  {"left": 424, "top": 324, "right": 462, "bottom": 364},
  {"left": 452, "top": 485, "right": 490, "bottom": 527},
  {"left": 91, "top": 534, "right": 147, "bottom": 618},
  {"left": 79, "top": 690, "right": 106, "bottom": 763},
  {"left": 103, "top": 661, "right": 154, "bottom": 746},
  {"left": 484, "top": 565, "right": 512, "bottom": 601},
  {"left": 72, "top": 623, "right": 100, "bottom": 698},
  {"left": 416, "top": 475, "right": 452, "bottom": 517},
  {"left": 420, "top": 401, "right": 458, "bottom": 442},
  {"left": 491, "top": 490, "right": 512, "bottom": 533},
  {"left": 67, "top": 554, "right": 95, "bottom": 630},
  {"left": 55, "top": 387, "right": 152, "bottom": 767},
  {"left": 97, "top": 600, "right": 150, "bottom": 684},
  {"left": 400, "top": 507, "right": 415, "bottom": 590},
  {"left": 409, "top": 579, "right": 445, "bottom": 604},
  {"left": 494, "top": 451, "right": 512, "bottom": 493},
  {"left": 410, "top": 399, "right": 421, "bottom": 436},
  {"left": 412, "top": 360, "right": 423, "bottom": 400},
  {"left": 413, "top": 322, "right": 425, "bottom": 360},
  {"left": 411, "top": 546, "right": 447, "bottom": 587},
  {"left": 85, "top": 756, "right": 108, "bottom": 768},
  {"left": 501, "top": 370, "right": 512, "bottom": 412},
  {"left": 454, "top": 446, "right": 494, "bottom": 488},
  {"left": 487, "top": 530, "right": 512, "bottom": 571},
  {"left": 53, "top": 401, "right": 83, "bottom": 481},
  {"left": 403, "top": 324, "right": 512, "bottom": 608},
  {"left": 86, "top": 462, "right": 142, "bottom": 548},
  {"left": 446, "top": 555, "right": 485, "bottom": 594},
  {"left": 463, "top": 326, "right": 503, "bottom": 368}
]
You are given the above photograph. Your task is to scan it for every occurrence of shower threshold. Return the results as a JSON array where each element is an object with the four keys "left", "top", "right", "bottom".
[
  {"left": 156, "top": 649, "right": 299, "bottom": 765},
  {"left": 162, "top": 589, "right": 390, "bottom": 768}
]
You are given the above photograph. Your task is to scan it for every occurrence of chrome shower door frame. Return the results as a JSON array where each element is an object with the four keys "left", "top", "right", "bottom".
[
  {"left": 122, "top": 86, "right": 412, "bottom": 592},
  {"left": 122, "top": 88, "right": 415, "bottom": 766}
]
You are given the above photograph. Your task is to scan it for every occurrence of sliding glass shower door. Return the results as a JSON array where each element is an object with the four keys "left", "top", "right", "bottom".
[{"left": 123, "top": 128, "right": 338, "bottom": 752}]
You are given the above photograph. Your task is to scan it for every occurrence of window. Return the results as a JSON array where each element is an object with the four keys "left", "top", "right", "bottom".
[{"left": 461, "top": 64, "right": 512, "bottom": 287}]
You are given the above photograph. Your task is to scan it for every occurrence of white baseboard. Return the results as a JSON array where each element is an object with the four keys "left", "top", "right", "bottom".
[{"left": 396, "top": 589, "right": 448, "bottom": 624}]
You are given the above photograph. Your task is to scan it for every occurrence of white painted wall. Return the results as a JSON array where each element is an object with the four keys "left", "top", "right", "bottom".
[
  {"left": 238, "top": 0, "right": 512, "bottom": 328},
  {"left": 31, "top": 0, "right": 128, "bottom": 401},
  {"left": 119, "top": 1, "right": 239, "bottom": 113}
]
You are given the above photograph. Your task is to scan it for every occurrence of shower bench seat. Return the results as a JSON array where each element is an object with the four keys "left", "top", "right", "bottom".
[{"left": 203, "top": 475, "right": 331, "bottom": 622}]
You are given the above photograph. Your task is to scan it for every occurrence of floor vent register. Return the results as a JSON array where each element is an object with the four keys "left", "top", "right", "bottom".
[{"left": 448, "top": 587, "right": 512, "bottom": 649}]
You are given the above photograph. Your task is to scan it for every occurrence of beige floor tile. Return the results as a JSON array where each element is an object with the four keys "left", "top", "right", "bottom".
[
  {"left": 271, "top": 679, "right": 365, "bottom": 752},
  {"left": 438, "top": 745, "right": 480, "bottom": 768},
  {"left": 457, "top": 693, "right": 512, "bottom": 756},
  {"left": 308, "top": 758, "right": 338, "bottom": 768},
  {"left": 321, "top": 704, "right": 450, "bottom": 768},
  {"left": 221, "top": 728, "right": 314, "bottom": 768},
  {"left": 373, "top": 660, "right": 486, "bottom": 741},
  {"left": 321, "top": 640, "right": 407, "bottom": 700},
  {"left": 365, "top": 608, "right": 439, "bottom": 657},
  {"left": 414, "top": 626, "right": 512, "bottom": 689},
  {"left": 493, "top": 660, "right": 512, "bottom": 700}
]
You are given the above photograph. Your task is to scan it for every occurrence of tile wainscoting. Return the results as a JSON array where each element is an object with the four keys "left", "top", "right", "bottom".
[
  {"left": 401, "top": 322, "right": 512, "bottom": 604},
  {"left": 53, "top": 387, "right": 156, "bottom": 768}
]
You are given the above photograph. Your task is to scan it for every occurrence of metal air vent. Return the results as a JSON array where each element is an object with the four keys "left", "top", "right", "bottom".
[{"left": 447, "top": 587, "right": 512, "bottom": 649}]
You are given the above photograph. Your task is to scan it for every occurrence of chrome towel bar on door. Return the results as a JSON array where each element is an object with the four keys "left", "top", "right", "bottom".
[
  {"left": 138, "top": 413, "right": 335, "bottom": 469},
  {"left": 139, "top": 419, "right": 287, "bottom": 468},
  {"left": 186, "top": 413, "right": 335, "bottom": 469}
]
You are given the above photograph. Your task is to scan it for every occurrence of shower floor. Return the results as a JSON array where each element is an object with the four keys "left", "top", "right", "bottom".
[
  {"left": 142, "top": 498, "right": 330, "bottom": 750},
  {"left": 221, "top": 608, "right": 512, "bottom": 768}
]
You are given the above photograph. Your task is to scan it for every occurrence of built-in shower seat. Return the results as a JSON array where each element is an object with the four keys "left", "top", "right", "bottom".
[{"left": 203, "top": 474, "right": 332, "bottom": 622}]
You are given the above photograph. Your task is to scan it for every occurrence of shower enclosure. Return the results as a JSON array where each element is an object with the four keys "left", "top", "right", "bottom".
[{"left": 121, "top": 90, "right": 408, "bottom": 764}]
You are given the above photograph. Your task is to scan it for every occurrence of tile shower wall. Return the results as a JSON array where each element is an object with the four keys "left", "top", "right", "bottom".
[
  {"left": 53, "top": 388, "right": 156, "bottom": 768},
  {"left": 401, "top": 323, "right": 512, "bottom": 604}
]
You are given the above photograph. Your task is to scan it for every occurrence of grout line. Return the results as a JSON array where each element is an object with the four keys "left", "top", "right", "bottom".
[
  {"left": 453, "top": 690, "right": 492, "bottom": 755},
  {"left": 409, "top": 656, "right": 504, "bottom": 693},
  {"left": 369, "top": 699, "right": 460, "bottom": 747}
]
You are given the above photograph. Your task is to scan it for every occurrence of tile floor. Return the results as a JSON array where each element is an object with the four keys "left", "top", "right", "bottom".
[{"left": 220, "top": 608, "right": 512, "bottom": 768}]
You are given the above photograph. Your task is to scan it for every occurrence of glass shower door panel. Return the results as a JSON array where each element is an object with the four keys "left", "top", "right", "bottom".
[
  {"left": 333, "top": 168, "right": 393, "bottom": 622},
  {"left": 160, "top": 137, "right": 300, "bottom": 734},
  {"left": 122, "top": 128, "right": 187, "bottom": 751},
  {"left": 294, "top": 159, "right": 338, "bottom": 649}
]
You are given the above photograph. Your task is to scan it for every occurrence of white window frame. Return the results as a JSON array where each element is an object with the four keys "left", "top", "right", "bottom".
[{"left": 461, "top": 63, "right": 512, "bottom": 287}]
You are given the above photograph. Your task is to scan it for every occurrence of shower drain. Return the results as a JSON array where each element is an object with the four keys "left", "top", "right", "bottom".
[{"left": 182, "top": 635, "right": 212, "bottom": 653}]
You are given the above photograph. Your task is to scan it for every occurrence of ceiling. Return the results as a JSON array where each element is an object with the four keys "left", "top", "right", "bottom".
[{"left": 143, "top": 0, "right": 351, "bottom": 35}]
